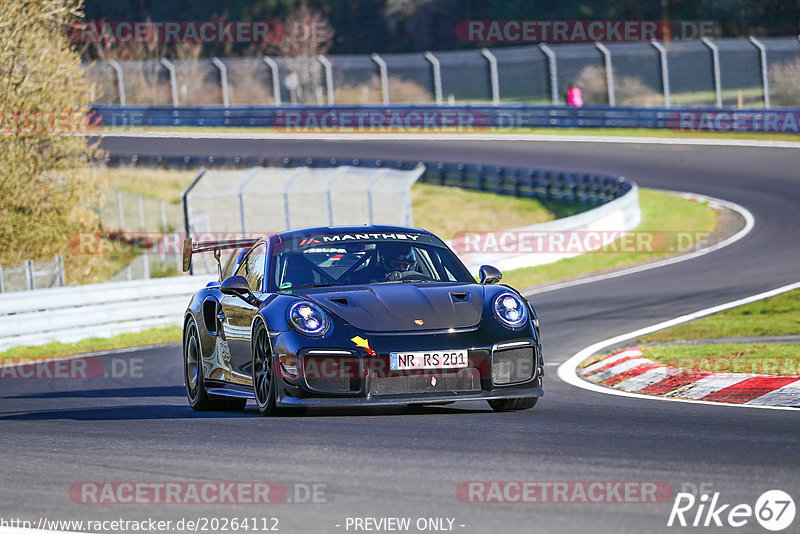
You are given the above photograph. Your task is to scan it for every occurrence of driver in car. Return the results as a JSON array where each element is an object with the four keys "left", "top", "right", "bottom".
[{"left": 375, "top": 243, "right": 417, "bottom": 281}]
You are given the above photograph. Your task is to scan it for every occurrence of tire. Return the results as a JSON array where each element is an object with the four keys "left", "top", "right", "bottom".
[
  {"left": 252, "top": 321, "right": 282, "bottom": 416},
  {"left": 487, "top": 397, "right": 538, "bottom": 412},
  {"left": 184, "top": 317, "right": 247, "bottom": 412}
]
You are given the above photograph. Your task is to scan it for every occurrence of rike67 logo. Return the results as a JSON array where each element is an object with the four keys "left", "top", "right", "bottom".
[{"left": 668, "top": 485, "right": 795, "bottom": 531}]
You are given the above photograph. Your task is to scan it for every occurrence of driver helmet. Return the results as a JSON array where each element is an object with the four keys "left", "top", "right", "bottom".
[{"left": 380, "top": 243, "right": 416, "bottom": 272}]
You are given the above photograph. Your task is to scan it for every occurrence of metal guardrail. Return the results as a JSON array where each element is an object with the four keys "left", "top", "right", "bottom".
[
  {"left": 104, "top": 155, "right": 631, "bottom": 208},
  {"left": 92, "top": 103, "right": 800, "bottom": 131},
  {"left": 0, "top": 276, "right": 212, "bottom": 351}
]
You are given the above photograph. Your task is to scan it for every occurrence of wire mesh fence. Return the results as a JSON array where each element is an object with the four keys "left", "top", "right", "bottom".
[
  {"left": 763, "top": 37, "right": 800, "bottom": 107},
  {"left": 0, "top": 257, "right": 65, "bottom": 293},
  {"left": 84, "top": 38, "right": 799, "bottom": 109},
  {"left": 97, "top": 190, "right": 183, "bottom": 234},
  {"left": 183, "top": 165, "right": 425, "bottom": 237}
]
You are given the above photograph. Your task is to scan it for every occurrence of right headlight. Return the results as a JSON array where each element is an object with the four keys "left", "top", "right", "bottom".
[
  {"left": 287, "top": 301, "right": 331, "bottom": 337},
  {"left": 492, "top": 291, "right": 528, "bottom": 329}
]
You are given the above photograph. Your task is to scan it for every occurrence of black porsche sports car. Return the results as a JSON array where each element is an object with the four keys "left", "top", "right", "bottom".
[{"left": 181, "top": 225, "right": 543, "bottom": 415}]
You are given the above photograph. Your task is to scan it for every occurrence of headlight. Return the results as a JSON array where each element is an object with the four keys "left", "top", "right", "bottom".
[
  {"left": 288, "top": 301, "right": 330, "bottom": 336},
  {"left": 492, "top": 291, "right": 528, "bottom": 328}
]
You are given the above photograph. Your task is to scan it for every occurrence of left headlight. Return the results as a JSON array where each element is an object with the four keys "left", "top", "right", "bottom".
[
  {"left": 288, "top": 301, "right": 331, "bottom": 336},
  {"left": 492, "top": 291, "right": 528, "bottom": 328}
]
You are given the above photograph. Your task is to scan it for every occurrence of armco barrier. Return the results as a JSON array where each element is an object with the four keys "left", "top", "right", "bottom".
[
  {"left": 103, "top": 155, "right": 632, "bottom": 208},
  {"left": 92, "top": 103, "right": 800, "bottom": 131},
  {"left": 453, "top": 183, "right": 641, "bottom": 272},
  {"left": 0, "top": 276, "right": 212, "bottom": 351},
  {"left": 2, "top": 155, "right": 634, "bottom": 351}
]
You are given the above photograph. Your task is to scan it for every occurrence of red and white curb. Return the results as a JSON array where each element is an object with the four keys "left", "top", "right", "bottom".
[{"left": 580, "top": 347, "right": 800, "bottom": 407}]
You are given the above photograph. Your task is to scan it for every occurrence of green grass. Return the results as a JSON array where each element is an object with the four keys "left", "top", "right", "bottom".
[
  {"left": 623, "top": 289, "right": 800, "bottom": 377},
  {"left": 411, "top": 183, "right": 587, "bottom": 241},
  {"left": 0, "top": 327, "right": 182, "bottom": 365},
  {"left": 640, "top": 344, "right": 800, "bottom": 377},
  {"left": 501, "top": 188, "right": 718, "bottom": 290},
  {"left": 89, "top": 166, "right": 196, "bottom": 204},
  {"left": 639, "top": 289, "right": 800, "bottom": 342}
]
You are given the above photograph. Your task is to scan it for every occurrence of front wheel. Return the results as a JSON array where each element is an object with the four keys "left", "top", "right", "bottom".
[
  {"left": 252, "top": 321, "right": 281, "bottom": 416},
  {"left": 487, "top": 397, "right": 538, "bottom": 412}
]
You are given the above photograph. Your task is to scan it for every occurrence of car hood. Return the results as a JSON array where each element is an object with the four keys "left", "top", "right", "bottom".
[{"left": 304, "top": 282, "right": 485, "bottom": 332}]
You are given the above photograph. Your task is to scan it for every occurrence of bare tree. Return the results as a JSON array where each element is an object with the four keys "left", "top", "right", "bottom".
[{"left": 253, "top": 4, "right": 335, "bottom": 104}]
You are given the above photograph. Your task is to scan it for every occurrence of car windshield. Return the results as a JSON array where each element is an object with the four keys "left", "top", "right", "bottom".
[{"left": 269, "top": 235, "right": 474, "bottom": 291}]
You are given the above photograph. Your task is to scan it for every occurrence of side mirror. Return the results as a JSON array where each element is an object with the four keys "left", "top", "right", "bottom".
[
  {"left": 220, "top": 275, "right": 254, "bottom": 301},
  {"left": 479, "top": 265, "right": 502, "bottom": 285}
]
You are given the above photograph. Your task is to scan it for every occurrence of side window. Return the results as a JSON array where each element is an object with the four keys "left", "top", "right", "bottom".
[
  {"left": 221, "top": 248, "right": 246, "bottom": 281},
  {"left": 235, "top": 243, "right": 266, "bottom": 292}
]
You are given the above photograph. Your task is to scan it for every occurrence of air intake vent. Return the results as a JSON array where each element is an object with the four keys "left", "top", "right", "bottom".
[
  {"left": 326, "top": 297, "right": 350, "bottom": 306},
  {"left": 450, "top": 292, "right": 470, "bottom": 302}
]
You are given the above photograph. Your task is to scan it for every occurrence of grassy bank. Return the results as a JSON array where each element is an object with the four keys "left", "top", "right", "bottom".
[
  {"left": 632, "top": 288, "right": 800, "bottom": 376},
  {"left": 0, "top": 327, "right": 182, "bottom": 365},
  {"left": 501, "top": 189, "right": 718, "bottom": 290}
]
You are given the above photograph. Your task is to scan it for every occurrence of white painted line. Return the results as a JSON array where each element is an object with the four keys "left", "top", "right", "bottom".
[
  {"left": 613, "top": 366, "right": 676, "bottom": 392},
  {"left": 746, "top": 379, "right": 800, "bottom": 406},
  {"left": 526, "top": 191, "right": 755, "bottom": 296},
  {"left": 581, "top": 349, "right": 642, "bottom": 374},
  {"left": 557, "top": 280, "right": 800, "bottom": 411},
  {"left": 584, "top": 358, "right": 651, "bottom": 382},
  {"left": 666, "top": 374, "right": 751, "bottom": 400},
  {"left": 96, "top": 130, "right": 800, "bottom": 149}
]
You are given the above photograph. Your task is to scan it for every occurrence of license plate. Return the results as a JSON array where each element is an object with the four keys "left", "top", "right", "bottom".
[{"left": 389, "top": 350, "right": 468, "bottom": 371}]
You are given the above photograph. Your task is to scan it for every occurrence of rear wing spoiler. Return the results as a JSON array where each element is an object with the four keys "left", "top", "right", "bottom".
[{"left": 182, "top": 237, "right": 260, "bottom": 277}]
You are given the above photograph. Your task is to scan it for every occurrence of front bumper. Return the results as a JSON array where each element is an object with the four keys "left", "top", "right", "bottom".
[{"left": 271, "top": 326, "right": 544, "bottom": 407}]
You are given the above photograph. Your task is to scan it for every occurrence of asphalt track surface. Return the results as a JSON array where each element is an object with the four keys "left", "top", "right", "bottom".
[{"left": 2, "top": 136, "right": 799, "bottom": 534}]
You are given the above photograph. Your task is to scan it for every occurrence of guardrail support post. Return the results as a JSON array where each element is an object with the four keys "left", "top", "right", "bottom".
[
  {"left": 160, "top": 58, "right": 179, "bottom": 107},
  {"left": 701, "top": 37, "right": 723, "bottom": 107},
  {"left": 424, "top": 52, "right": 443, "bottom": 105},
  {"left": 211, "top": 57, "right": 230, "bottom": 107},
  {"left": 325, "top": 167, "right": 348, "bottom": 225},
  {"left": 0, "top": 264, "right": 4, "bottom": 293},
  {"left": 108, "top": 59, "right": 126, "bottom": 106},
  {"left": 181, "top": 168, "right": 207, "bottom": 275},
  {"left": 117, "top": 190, "right": 125, "bottom": 231},
  {"left": 237, "top": 168, "right": 261, "bottom": 233},
  {"left": 56, "top": 255, "right": 64, "bottom": 287},
  {"left": 371, "top": 53, "right": 390, "bottom": 105},
  {"left": 595, "top": 42, "right": 615, "bottom": 106},
  {"left": 650, "top": 40, "right": 671, "bottom": 107},
  {"left": 480, "top": 48, "right": 500, "bottom": 105},
  {"left": 143, "top": 252, "right": 150, "bottom": 280},
  {"left": 749, "top": 36, "right": 770, "bottom": 108},
  {"left": 25, "top": 259, "right": 34, "bottom": 291},
  {"left": 538, "top": 43, "right": 559, "bottom": 106},
  {"left": 160, "top": 200, "right": 168, "bottom": 232},
  {"left": 137, "top": 195, "right": 145, "bottom": 232},
  {"left": 283, "top": 168, "right": 305, "bottom": 230},
  {"left": 263, "top": 56, "right": 282, "bottom": 106},
  {"left": 317, "top": 55, "right": 335, "bottom": 105}
]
